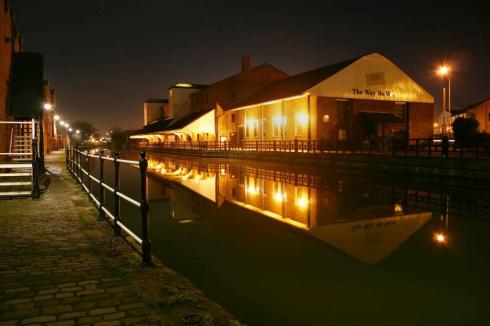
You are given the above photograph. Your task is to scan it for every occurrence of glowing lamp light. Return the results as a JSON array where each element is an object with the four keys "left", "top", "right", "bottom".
[
  {"left": 394, "top": 203, "right": 404, "bottom": 214},
  {"left": 434, "top": 232, "right": 446, "bottom": 244},
  {"left": 274, "top": 192, "right": 286, "bottom": 202},
  {"left": 296, "top": 113, "right": 308, "bottom": 124},
  {"left": 273, "top": 115, "right": 285, "bottom": 125},
  {"left": 433, "top": 122, "right": 439, "bottom": 128},
  {"left": 68, "top": 128, "right": 73, "bottom": 132},
  {"left": 247, "top": 119, "right": 258, "bottom": 128},
  {"left": 76, "top": 130, "right": 80, "bottom": 134},
  {"left": 247, "top": 185, "right": 260, "bottom": 195},
  {"left": 296, "top": 197, "right": 309, "bottom": 208},
  {"left": 43, "top": 103, "right": 53, "bottom": 110},
  {"left": 54, "top": 115, "right": 60, "bottom": 121},
  {"left": 437, "top": 65, "right": 450, "bottom": 76}
]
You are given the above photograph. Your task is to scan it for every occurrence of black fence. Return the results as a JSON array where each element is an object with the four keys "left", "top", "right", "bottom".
[
  {"left": 137, "top": 137, "right": 490, "bottom": 159},
  {"left": 66, "top": 146, "right": 152, "bottom": 266}
]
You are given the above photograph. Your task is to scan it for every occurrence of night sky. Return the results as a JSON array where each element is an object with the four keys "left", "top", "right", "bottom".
[{"left": 12, "top": 0, "right": 490, "bottom": 132}]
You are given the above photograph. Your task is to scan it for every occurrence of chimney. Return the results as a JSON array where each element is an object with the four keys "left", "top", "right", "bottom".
[{"left": 241, "top": 56, "right": 251, "bottom": 73}]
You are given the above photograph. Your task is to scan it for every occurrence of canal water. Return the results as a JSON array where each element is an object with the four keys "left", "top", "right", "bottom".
[{"left": 84, "top": 151, "right": 490, "bottom": 326}]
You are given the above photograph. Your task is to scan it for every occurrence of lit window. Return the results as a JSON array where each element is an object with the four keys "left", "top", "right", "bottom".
[{"left": 295, "top": 113, "right": 308, "bottom": 137}]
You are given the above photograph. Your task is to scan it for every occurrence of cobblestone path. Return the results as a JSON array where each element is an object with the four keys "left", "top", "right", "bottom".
[{"left": 0, "top": 152, "right": 238, "bottom": 326}]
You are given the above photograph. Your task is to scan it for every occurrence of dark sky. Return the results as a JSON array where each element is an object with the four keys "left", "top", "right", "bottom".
[{"left": 12, "top": 0, "right": 490, "bottom": 132}]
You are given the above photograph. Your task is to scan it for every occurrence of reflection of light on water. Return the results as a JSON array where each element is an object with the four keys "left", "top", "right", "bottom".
[
  {"left": 247, "top": 186, "right": 260, "bottom": 195},
  {"left": 274, "top": 192, "right": 287, "bottom": 202},
  {"left": 296, "top": 197, "right": 309, "bottom": 208},
  {"left": 394, "top": 203, "right": 403, "bottom": 215},
  {"left": 434, "top": 232, "right": 446, "bottom": 244}
]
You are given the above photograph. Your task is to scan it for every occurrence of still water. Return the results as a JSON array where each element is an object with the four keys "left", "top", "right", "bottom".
[{"left": 85, "top": 152, "right": 490, "bottom": 325}]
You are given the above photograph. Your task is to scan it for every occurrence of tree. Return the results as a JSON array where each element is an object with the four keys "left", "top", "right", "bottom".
[
  {"left": 451, "top": 117, "right": 479, "bottom": 145},
  {"left": 70, "top": 121, "right": 97, "bottom": 145},
  {"left": 111, "top": 126, "right": 131, "bottom": 152}
]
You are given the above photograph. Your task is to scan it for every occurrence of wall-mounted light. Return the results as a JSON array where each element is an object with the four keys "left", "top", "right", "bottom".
[
  {"left": 43, "top": 103, "right": 53, "bottom": 110},
  {"left": 296, "top": 113, "right": 308, "bottom": 124},
  {"left": 323, "top": 114, "right": 330, "bottom": 123}
]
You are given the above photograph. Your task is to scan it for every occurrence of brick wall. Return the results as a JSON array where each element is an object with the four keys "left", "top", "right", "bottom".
[
  {"left": 0, "top": 0, "right": 21, "bottom": 160},
  {"left": 408, "top": 102, "right": 433, "bottom": 138},
  {"left": 317, "top": 96, "right": 434, "bottom": 141}
]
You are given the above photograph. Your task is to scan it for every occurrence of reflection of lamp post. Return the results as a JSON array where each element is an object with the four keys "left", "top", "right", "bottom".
[{"left": 437, "top": 65, "right": 451, "bottom": 135}]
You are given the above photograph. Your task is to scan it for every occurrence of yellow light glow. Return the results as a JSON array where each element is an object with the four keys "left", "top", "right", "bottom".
[
  {"left": 296, "top": 197, "right": 309, "bottom": 208},
  {"left": 174, "top": 83, "right": 194, "bottom": 88},
  {"left": 437, "top": 65, "right": 450, "bottom": 76},
  {"left": 54, "top": 115, "right": 60, "bottom": 121},
  {"left": 274, "top": 192, "right": 286, "bottom": 202},
  {"left": 247, "top": 185, "right": 260, "bottom": 195},
  {"left": 434, "top": 232, "right": 446, "bottom": 244},
  {"left": 433, "top": 122, "right": 439, "bottom": 128},
  {"left": 247, "top": 119, "right": 258, "bottom": 128},
  {"left": 394, "top": 203, "right": 403, "bottom": 214},
  {"left": 296, "top": 113, "right": 308, "bottom": 124},
  {"left": 273, "top": 115, "right": 286, "bottom": 125}
]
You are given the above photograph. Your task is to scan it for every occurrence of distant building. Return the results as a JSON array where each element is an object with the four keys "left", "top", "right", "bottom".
[
  {"left": 132, "top": 53, "right": 434, "bottom": 145},
  {"left": 0, "top": 0, "right": 22, "bottom": 160},
  {"left": 221, "top": 53, "right": 433, "bottom": 145},
  {"left": 144, "top": 98, "right": 168, "bottom": 126},
  {"left": 132, "top": 57, "right": 288, "bottom": 142},
  {"left": 451, "top": 98, "right": 490, "bottom": 133}
]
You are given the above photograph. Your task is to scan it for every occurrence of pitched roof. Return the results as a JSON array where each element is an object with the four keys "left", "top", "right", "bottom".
[
  {"left": 133, "top": 118, "right": 173, "bottom": 134},
  {"left": 451, "top": 98, "right": 490, "bottom": 116},
  {"left": 166, "top": 108, "right": 214, "bottom": 130},
  {"left": 212, "top": 63, "right": 287, "bottom": 87},
  {"left": 231, "top": 56, "right": 361, "bottom": 109},
  {"left": 145, "top": 98, "right": 168, "bottom": 103}
]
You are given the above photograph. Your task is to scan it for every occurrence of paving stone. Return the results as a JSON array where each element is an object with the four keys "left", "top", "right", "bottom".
[
  {"left": 89, "top": 307, "right": 117, "bottom": 316},
  {"left": 20, "top": 315, "right": 56, "bottom": 324},
  {"left": 0, "top": 152, "right": 238, "bottom": 326}
]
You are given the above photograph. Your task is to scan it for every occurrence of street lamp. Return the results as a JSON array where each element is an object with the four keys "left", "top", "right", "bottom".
[
  {"left": 43, "top": 103, "right": 53, "bottom": 110},
  {"left": 54, "top": 115, "right": 60, "bottom": 121},
  {"left": 437, "top": 65, "right": 451, "bottom": 135},
  {"left": 69, "top": 128, "right": 73, "bottom": 132},
  {"left": 76, "top": 130, "right": 80, "bottom": 134}
]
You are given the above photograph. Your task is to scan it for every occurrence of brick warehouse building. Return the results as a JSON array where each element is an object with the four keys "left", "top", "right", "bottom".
[
  {"left": 0, "top": 0, "right": 22, "bottom": 160},
  {"left": 132, "top": 53, "right": 434, "bottom": 146},
  {"left": 221, "top": 53, "right": 434, "bottom": 146}
]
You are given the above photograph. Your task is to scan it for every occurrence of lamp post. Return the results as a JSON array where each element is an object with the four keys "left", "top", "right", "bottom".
[{"left": 437, "top": 65, "right": 451, "bottom": 135}]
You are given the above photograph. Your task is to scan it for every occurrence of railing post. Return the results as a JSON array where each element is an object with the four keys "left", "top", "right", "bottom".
[
  {"left": 99, "top": 151, "right": 105, "bottom": 219},
  {"left": 87, "top": 153, "right": 91, "bottom": 197},
  {"left": 139, "top": 151, "right": 152, "bottom": 266},
  {"left": 294, "top": 139, "right": 298, "bottom": 152},
  {"left": 113, "top": 152, "right": 121, "bottom": 236},
  {"left": 31, "top": 138, "right": 39, "bottom": 198},
  {"left": 442, "top": 136, "right": 449, "bottom": 158},
  {"left": 256, "top": 140, "right": 259, "bottom": 152}
]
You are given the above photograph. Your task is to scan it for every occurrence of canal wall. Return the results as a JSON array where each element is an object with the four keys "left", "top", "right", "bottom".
[{"left": 140, "top": 148, "right": 490, "bottom": 181}]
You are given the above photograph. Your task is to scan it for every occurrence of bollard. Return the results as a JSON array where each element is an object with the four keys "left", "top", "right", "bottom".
[
  {"left": 441, "top": 136, "right": 449, "bottom": 158},
  {"left": 139, "top": 151, "right": 152, "bottom": 266},
  {"left": 113, "top": 152, "right": 122, "bottom": 236},
  {"left": 99, "top": 151, "right": 105, "bottom": 219}
]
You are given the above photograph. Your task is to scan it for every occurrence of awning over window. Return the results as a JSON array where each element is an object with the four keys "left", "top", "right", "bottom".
[
  {"left": 356, "top": 112, "right": 405, "bottom": 124},
  {"left": 8, "top": 52, "right": 44, "bottom": 118}
]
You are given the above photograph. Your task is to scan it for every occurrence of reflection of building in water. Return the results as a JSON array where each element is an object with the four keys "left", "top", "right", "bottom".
[{"left": 147, "top": 157, "right": 432, "bottom": 263}]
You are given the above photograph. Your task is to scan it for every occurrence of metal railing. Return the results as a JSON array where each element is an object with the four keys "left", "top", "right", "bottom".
[
  {"left": 138, "top": 137, "right": 490, "bottom": 159},
  {"left": 0, "top": 119, "right": 40, "bottom": 198},
  {"left": 66, "top": 147, "right": 152, "bottom": 266}
]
